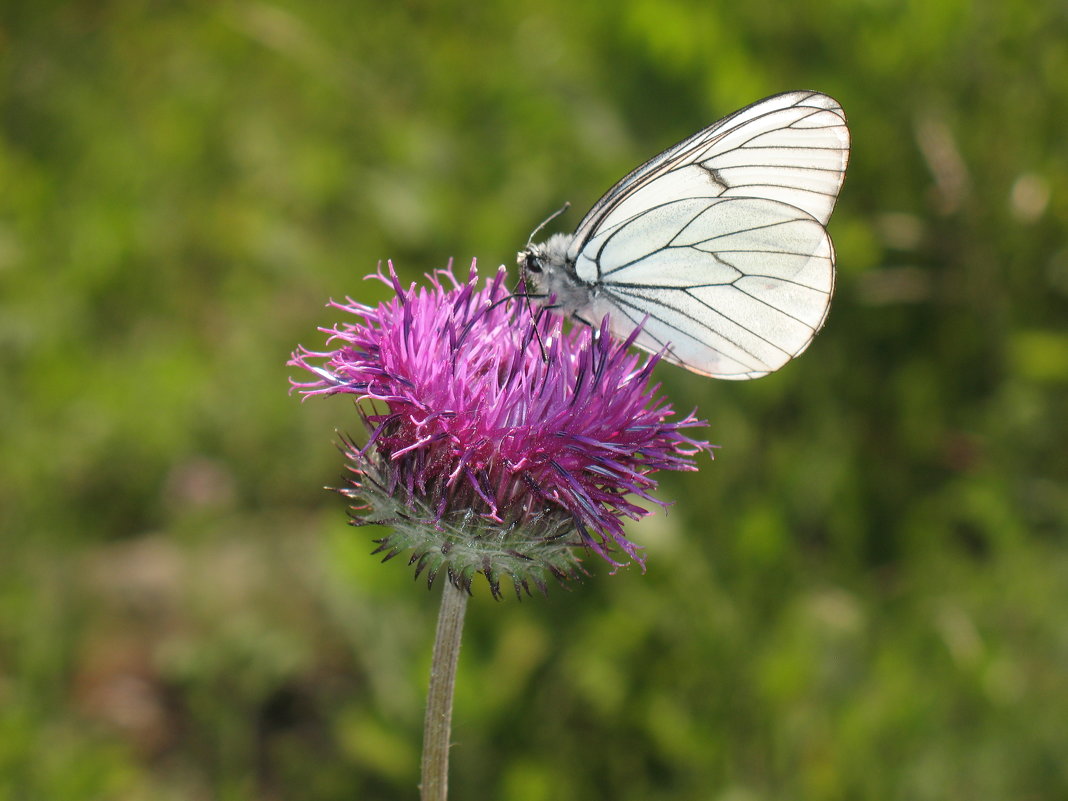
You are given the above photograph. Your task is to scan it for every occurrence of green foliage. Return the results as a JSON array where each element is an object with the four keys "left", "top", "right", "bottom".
[{"left": 2, "top": 0, "right": 1067, "bottom": 799}]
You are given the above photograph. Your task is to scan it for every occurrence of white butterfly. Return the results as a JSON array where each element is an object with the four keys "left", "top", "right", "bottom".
[{"left": 518, "top": 90, "right": 850, "bottom": 380}]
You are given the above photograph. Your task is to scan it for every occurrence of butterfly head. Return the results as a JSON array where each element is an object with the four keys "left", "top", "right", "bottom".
[
  {"left": 517, "top": 244, "right": 543, "bottom": 276},
  {"left": 516, "top": 237, "right": 554, "bottom": 296},
  {"left": 517, "top": 233, "right": 572, "bottom": 290},
  {"left": 518, "top": 203, "right": 575, "bottom": 294},
  {"left": 517, "top": 233, "right": 593, "bottom": 315}
]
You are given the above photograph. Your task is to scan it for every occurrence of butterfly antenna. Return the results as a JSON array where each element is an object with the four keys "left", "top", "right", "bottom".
[
  {"left": 524, "top": 201, "right": 571, "bottom": 249},
  {"left": 516, "top": 202, "right": 570, "bottom": 364},
  {"left": 510, "top": 274, "right": 549, "bottom": 363},
  {"left": 528, "top": 299, "right": 549, "bottom": 364}
]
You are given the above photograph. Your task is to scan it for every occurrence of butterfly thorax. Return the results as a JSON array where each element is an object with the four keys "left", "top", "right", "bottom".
[{"left": 518, "top": 232, "right": 595, "bottom": 316}]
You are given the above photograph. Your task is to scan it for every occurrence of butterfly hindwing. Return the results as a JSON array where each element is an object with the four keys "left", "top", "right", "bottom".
[{"left": 574, "top": 195, "right": 835, "bottom": 379}]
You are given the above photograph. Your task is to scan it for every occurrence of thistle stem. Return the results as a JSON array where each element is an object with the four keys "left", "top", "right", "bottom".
[{"left": 420, "top": 579, "right": 469, "bottom": 801}]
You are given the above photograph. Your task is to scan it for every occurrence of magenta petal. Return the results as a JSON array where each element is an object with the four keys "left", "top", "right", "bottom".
[{"left": 289, "top": 260, "right": 712, "bottom": 590}]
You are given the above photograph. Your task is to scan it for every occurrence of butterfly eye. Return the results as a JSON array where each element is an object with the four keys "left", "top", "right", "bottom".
[{"left": 523, "top": 254, "right": 543, "bottom": 274}]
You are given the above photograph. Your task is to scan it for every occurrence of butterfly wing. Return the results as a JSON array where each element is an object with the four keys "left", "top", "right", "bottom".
[
  {"left": 574, "top": 196, "right": 835, "bottom": 379},
  {"left": 564, "top": 91, "right": 849, "bottom": 378}
]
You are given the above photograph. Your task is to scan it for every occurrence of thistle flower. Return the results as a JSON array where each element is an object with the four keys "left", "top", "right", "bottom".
[{"left": 289, "top": 260, "right": 710, "bottom": 598}]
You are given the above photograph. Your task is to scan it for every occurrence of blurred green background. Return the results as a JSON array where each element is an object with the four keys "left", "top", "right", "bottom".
[{"left": 2, "top": 1, "right": 1067, "bottom": 799}]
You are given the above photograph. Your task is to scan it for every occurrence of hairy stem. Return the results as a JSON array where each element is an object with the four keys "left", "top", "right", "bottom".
[{"left": 420, "top": 579, "right": 469, "bottom": 801}]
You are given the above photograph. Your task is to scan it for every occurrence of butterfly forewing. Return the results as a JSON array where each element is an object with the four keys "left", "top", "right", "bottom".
[{"left": 570, "top": 91, "right": 848, "bottom": 266}]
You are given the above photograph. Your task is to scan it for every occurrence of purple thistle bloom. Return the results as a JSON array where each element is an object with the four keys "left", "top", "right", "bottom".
[{"left": 289, "top": 260, "right": 711, "bottom": 598}]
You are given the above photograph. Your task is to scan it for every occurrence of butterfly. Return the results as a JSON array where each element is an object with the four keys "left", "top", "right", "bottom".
[{"left": 518, "top": 90, "right": 850, "bottom": 380}]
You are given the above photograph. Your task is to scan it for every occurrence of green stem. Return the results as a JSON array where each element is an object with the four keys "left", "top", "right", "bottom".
[{"left": 420, "top": 579, "right": 469, "bottom": 801}]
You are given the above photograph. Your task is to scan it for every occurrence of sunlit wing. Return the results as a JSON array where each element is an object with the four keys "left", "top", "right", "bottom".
[
  {"left": 573, "top": 196, "right": 835, "bottom": 379},
  {"left": 552, "top": 91, "right": 848, "bottom": 379},
  {"left": 570, "top": 90, "right": 849, "bottom": 271}
]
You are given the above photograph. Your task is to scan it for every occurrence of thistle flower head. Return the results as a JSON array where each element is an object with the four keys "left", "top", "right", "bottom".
[{"left": 289, "top": 261, "right": 710, "bottom": 598}]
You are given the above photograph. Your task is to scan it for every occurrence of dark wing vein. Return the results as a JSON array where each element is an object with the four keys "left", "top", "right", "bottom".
[
  {"left": 603, "top": 285, "right": 787, "bottom": 369},
  {"left": 571, "top": 92, "right": 845, "bottom": 252},
  {"left": 595, "top": 200, "right": 812, "bottom": 278}
]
